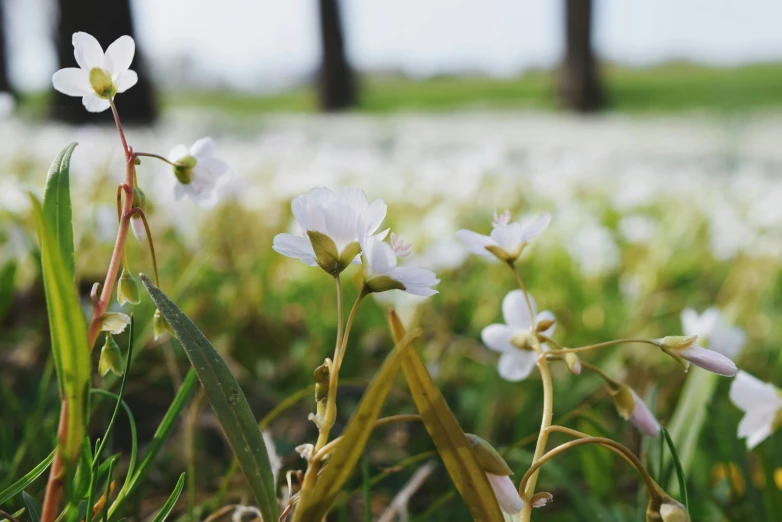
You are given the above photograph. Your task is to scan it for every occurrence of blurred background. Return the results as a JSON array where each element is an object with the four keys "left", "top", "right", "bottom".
[{"left": 2, "top": 0, "right": 782, "bottom": 521}]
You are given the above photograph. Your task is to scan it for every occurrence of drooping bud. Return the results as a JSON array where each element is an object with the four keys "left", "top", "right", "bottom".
[
  {"left": 130, "top": 187, "right": 147, "bottom": 242},
  {"left": 536, "top": 318, "right": 556, "bottom": 333},
  {"left": 564, "top": 352, "right": 582, "bottom": 375},
  {"left": 646, "top": 496, "right": 690, "bottom": 522},
  {"left": 465, "top": 434, "right": 513, "bottom": 476},
  {"left": 485, "top": 473, "right": 525, "bottom": 514},
  {"left": 117, "top": 269, "right": 141, "bottom": 305},
  {"left": 153, "top": 308, "right": 173, "bottom": 340},
  {"left": 98, "top": 334, "right": 124, "bottom": 377},
  {"left": 530, "top": 492, "right": 554, "bottom": 508},
  {"left": 99, "top": 312, "right": 131, "bottom": 334},
  {"left": 173, "top": 155, "right": 197, "bottom": 185},
  {"left": 608, "top": 382, "right": 660, "bottom": 437},
  {"left": 678, "top": 345, "right": 737, "bottom": 377}
]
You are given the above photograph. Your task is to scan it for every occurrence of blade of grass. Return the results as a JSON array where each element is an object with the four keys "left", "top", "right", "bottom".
[
  {"left": 150, "top": 474, "right": 186, "bottom": 522},
  {"left": 140, "top": 275, "right": 278, "bottom": 522},
  {"left": 0, "top": 450, "right": 55, "bottom": 504},
  {"left": 22, "top": 491, "right": 41, "bottom": 522},
  {"left": 662, "top": 427, "right": 689, "bottom": 510},
  {"left": 362, "top": 453, "right": 371, "bottom": 522}
]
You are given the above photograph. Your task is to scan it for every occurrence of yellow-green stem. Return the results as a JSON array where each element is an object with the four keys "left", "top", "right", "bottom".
[
  {"left": 509, "top": 262, "right": 536, "bottom": 330},
  {"left": 546, "top": 338, "right": 658, "bottom": 356}
]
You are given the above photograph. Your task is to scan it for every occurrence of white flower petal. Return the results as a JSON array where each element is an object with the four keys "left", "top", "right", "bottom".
[
  {"left": 130, "top": 215, "right": 146, "bottom": 242},
  {"left": 737, "top": 404, "right": 777, "bottom": 450},
  {"left": 628, "top": 388, "right": 661, "bottom": 437},
  {"left": 486, "top": 473, "right": 524, "bottom": 514},
  {"left": 519, "top": 213, "right": 552, "bottom": 242},
  {"left": 82, "top": 93, "right": 110, "bottom": 113},
  {"left": 273, "top": 233, "right": 317, "bottom": 266},
  {"left": 680, "top": 307, "right": 720, "bottom": 337},
  {"left": 190, "top": 137, "right": 216, "bottom": 159},
  {"left": 729, "top": 371, "right": 780, "bottom": 413},
  {"left": 490, "top": 222, "right": 524, "bottom": 251},
  {"left": 709, "top": 324, "right": 746, "bottom": 359},
  {"left": 114, "top": 70, "right": 138, "bottom": 93},
  {"left": 456, "top": 229, "right": 495, "bottom": 257},
  {"left": 363, "top": 198, "right": 387, "bottom": 235},
  {"left": 679, "top": 345, "right": 737, "bottom": 376},
  {"left": 72, "top": 32, "right": 104, "bottom": 70},
  {"left": 169, "top": 144, "right": 189, "bottom": 162},
  {"left": 481, "top": 324, "right": 515, "bottom": 353},
  {"left": 497, "top": 351, "right": 537, "bottom": 382},
  {"left": 105, "top": 35, "right": 135, "bottom": 75},
  {"left": 173, "top": 180, "right": 186, "bottom": 200},
  {"left": 52, "top": 68, "right": 91, "bottom": 96},
  {"left": 502, "top": 290, "right": 536, "bottom": 329}
]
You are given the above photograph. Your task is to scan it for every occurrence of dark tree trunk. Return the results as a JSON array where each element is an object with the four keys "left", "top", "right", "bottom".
[
  {"left": 52, "top": 0, "right": 157, "bottom": 124},
  {"left": 0, "top": 0, "right": 13, "bottom": 96},
  {"left": 557, "top": 0, "right": 605, "bottom": 112},
  {"left": 317, "top": 0, "right": 356, "bottom": 111}
]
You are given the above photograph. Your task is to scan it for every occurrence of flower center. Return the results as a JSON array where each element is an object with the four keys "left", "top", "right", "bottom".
[
  {"left": 173, "top": 155, "right": 197, "bottom": 185},
  {"left": 89, "top": 67, "right": 116, "bottom": 98}
]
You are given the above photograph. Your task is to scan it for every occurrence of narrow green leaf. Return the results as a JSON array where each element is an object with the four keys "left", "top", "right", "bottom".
[
  {"left": 140, "top": 275, "right": 278, "bottom": 522},
  {"left": 0, "top": 450, "right": 54, "bottom": 505},
  {"left": 42, "top": 142, "right": 78, "bottom": 280},
  {"left": 150, "top": 473, "right": 186, "bottom": 522},
  {"left": 22, "top": 491, "right": 41, "bottom": 522},
  {"left": 293, "top": 330, "right": 415, "bottom": 522},
  {"left": 29, "top": 194, "right": 90, "bottom": 465},
  {"left": 0, "top": 260, "right": 17, "bottom": 321},
  {"left": 389, "top": 310, "right": 504, "bottom": 522},
  {"left": 662, "top": 427, "right": 689, "bottom": 510}
]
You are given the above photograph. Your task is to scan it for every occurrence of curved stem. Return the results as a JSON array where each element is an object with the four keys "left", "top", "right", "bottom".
[
  {"left": 520, "top": 355, "right": 554, "bottom": 513},
  {"left": 109, "top": 98, "right": 130, "bottom": 157},
  {"left": 133, "top": 151, "right": 176, "bottom": 166},
  {"left": 127, "top": 208, "right": 159, "bottom": 286},
  {"left": 577, "top": 360, "right": 616, "bottom": 385},
  {"left": 546, "top": 339, "right": 658, "bottom": 356}
]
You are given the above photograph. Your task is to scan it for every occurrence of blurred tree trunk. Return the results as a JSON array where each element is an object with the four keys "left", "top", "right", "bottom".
[
  {"left": 51, "top": 0, "right": 157, "bottom": 124},
  {"left": 0, "top": 0, "right": 13, "bottom": 97},
  {"left": 557, "top": 0, "right": 604, "bottom": 112},
  {"left": 317, "top": 0, "right": 356, "bottom": 111}
]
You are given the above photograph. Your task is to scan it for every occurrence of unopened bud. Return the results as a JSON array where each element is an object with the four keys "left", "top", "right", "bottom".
[
  {"left": 608, "top": 382, "right": 635, "bottom": 421},
  {"left": 530, "top": 491, "right": 554, "bottom": 508},
  {"left": 99, "top": 312, "right": 131, "bottom": 334},
  {"left": 153, "top": 308, "right": 173, "bottom": 340},
  {"left": 564, "top": 352, "right": 582, "bottom": 375},
  {"left": 465, "top": 434, "right": 513, "bottom": 476},
  {"left": 99, "top": 334, "right": 124, "bottom": 377},
  {"left": 653, "top": 336, "right": 698, "bottom": 350},
  {"left": 647, "top": 496, "right": 690, "bottom": 522},
  {"left": 117, "top": 269, "right": 141, "bottom": 305},
  {"left": 536, "top": 318, "right": 556, "bottom": 332},
  {"left": 307, "top": 230, "right": 342, "bottom": 276}
]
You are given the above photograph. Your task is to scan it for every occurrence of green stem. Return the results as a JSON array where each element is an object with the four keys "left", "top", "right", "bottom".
[
  {"left": 133, "top": 152, "right": 176, "bottom": 166},
  {"left": 546, "top": 338, "right": 659, "bottom": 356}
]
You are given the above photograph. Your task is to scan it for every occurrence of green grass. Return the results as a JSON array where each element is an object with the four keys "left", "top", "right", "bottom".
[{"left": 159, "top": 62, "right": 782, "bottom": 116}]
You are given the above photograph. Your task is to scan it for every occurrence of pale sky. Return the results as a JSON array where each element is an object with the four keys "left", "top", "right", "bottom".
[{"left": 8, "top": 0, "right": 782, "bottom": 91}]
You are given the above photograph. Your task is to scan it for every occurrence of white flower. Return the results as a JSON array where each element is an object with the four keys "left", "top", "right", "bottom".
[
  {"left": 99, "top": 312, "right": 131, "bottom": 334},
  {"left": 486, "top": 473, "right": 524, "bottom": 514},
  {"left": 678, "top": 344, "right": 737, "bottom": 376},
  {"left": 681, "top": 307, "right": 746, "bottom": 359},
  {"left": 169, "top": 138, "right": 231, "bottom": 207},
  {"left": 273, "top": 187, "right": 387, "bottom": 275},
  {"left": 481, "top": 290, "right": 555, "bottom": 382},
  {"left": 729, "top": 371, "right": 782, "bottom": 450},
  {"left": 359, "top": 231, "right": 439, "bottom": 296},
  {"left": 457, "top": 211, "right": 550, "bottom": 262},
  {"left": 51, "top": 32, "right": 138, "bottom": 113}
]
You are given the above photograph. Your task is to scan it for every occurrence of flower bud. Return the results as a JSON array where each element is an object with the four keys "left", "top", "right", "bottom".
[
  {"left": 653, "top": 336, "right": 698, "bottom": 350},
  {"left": 173, "top": 155, "right": 197, "bottom": 185},
  {"left": 314, "top": 359, "right": 330, "bottom": 419},
  {"left": 510, "top": 331, "right": 534, "bottom": 351},
  {"left": 678, "top": 345, "right": 737, "bottom": 377},
  {"left": 99, "top": 334, "right": 124, "bottom": 377},
  {"left": 130, "top": 187, "right": 147, "bottom": 242},
  {"left": 530, "top": 492, "right": 554, "bottom": 508},
  {"left": 608, "top": 382, "right": 660, "bottom": 437},
  {"left": 564, "top": 352, "right": 582, "bottom": 375},
  {"left": 647, "top": 496, "right": 690, "bottom": 522},
  {"left": 117, "top": 269, "right": 141, "bottom": 305},
  {"left": 536, "top": 318, "right": 556, "bottom": 333},
  {"left": 99, "top": 312, "right": 131, "bottom": 334},
  {"left": 153, "top": 308, "right": 173, "bottom": 340},
  {"left": 465, "top": 434, "right": 513, "bottom": 476},
  {"left": 485, "top": 473, "right": 524, "bottom": 514}
]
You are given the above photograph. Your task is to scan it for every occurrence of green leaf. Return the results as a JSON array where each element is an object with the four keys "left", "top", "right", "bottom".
[
  {"left": 140, "top": 275, "right": 278, "bottom": 522},
  {"left": 29, "top": 194, "right": 90, "bottom": 465},
  {"left": 0, "top": 260, "right": 17, "bottom": 321},
  {"left": 293, "top": 328, "right": 415, "bottom": 522},
  {"left": 22, "top": 491, "right": 41, "bottom": 522},
  {"left": 150, "top": 473, "right": 185, "bottom": 522},
  {"left": 662, "top": 427, "right": 689, "bottom": 510},
  {"left": 42, "top": 142, "right": 78, "bottom": 280},
  {"left": 0, "top": 450, "right": 54, "bottom": 505},
  {"left": 389, "top": 310, "right": 504, "bottom": 522}
]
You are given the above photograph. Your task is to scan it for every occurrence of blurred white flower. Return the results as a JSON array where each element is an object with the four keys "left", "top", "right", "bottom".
[
  {"left": 481, "top": 290, "right": 554, "bottom": 382},
  {"left": 359, "top": 231, "right": 439, "bottom": 296},
  {"left": 51, "top": 32, "right": 138, "bottom": 112},
  {"left": 457, "top": 211, "right": 551, "bottom": 262},
  {"left": 681, "top": 307, "right": 746, "bottom": 359},
  {"left": 273, "top": 187, "right": 386, "bottom": 275},
  {"left": 169, "top": 137, "right": 231, "bottom": 207},
  {"left": 729, "top": 371, "right": 782, "bottom": 450}
]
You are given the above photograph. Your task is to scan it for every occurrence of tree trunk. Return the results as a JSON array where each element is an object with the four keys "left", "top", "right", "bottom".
[
  {"left": 0, "top": 0, "right": 13, "bottom": 96},
  {"left": 317, "top": 0, "right": 356, "bottom": 111},
  {"left": 557, "top": 0, "right": 605, "bottom": 112},
  {"left": 51, "top": 0, "right": 157, "bottom": 124}
]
